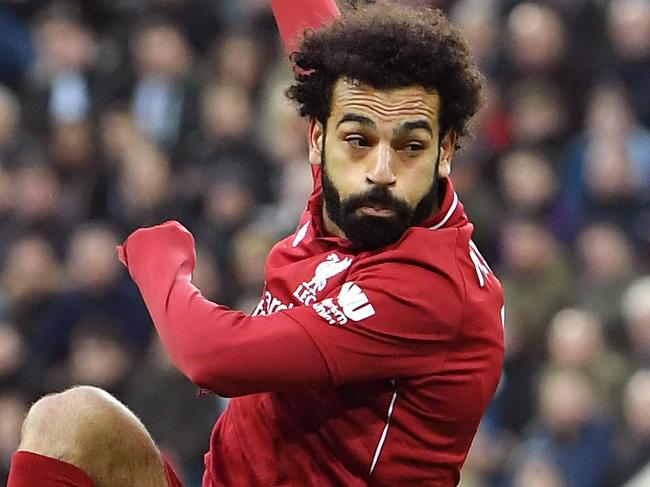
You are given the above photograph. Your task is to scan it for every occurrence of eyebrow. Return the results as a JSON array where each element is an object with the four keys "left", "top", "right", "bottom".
[
  {"left": 396, "top": 120, "right": 433, "bottom": 137},
  {"left": 336, "top": 113, "right": 433, "bottom": 137},
  {"left": 336, "top": 113, "right": 376, "bottom": 129}
]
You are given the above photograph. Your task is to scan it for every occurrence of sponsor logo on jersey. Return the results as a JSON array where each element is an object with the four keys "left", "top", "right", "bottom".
[
  {"left": 313, "top": 281, "right": 375, "bottom": 325},
  {"left": 253, "top": 290, "right": 294, "bottom": 316},
  {"left": 313, "top": 299, "right": 348, "bottom": 325},
  {"left": 337, "top": 282, "right": 376, "bottom": 321},
  {"left": 293, "top": 253, "right": 352, "bottom": 305}
]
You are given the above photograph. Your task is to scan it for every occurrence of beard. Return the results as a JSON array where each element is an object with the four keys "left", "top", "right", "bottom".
[{"left": 321, "top": 151, "right": 440, "bottom": 251}]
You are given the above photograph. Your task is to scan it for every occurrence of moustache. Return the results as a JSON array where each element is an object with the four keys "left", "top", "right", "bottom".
[{"left": 342, "top": 188, "right": 410, "bottom": 215}]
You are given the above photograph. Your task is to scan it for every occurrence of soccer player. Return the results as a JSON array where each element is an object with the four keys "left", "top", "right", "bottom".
[{"left": 8, "top": 1, "right": 504, "bottom": 486}]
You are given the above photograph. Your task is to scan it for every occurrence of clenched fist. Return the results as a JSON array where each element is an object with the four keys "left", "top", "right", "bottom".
[{"left": 117, "top": 220, "right": 197, "bottom": 283}]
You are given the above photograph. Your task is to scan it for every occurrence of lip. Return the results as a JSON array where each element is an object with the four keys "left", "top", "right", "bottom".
[{"left": 357, "top": 206, "right": 395, "bottom": 217}]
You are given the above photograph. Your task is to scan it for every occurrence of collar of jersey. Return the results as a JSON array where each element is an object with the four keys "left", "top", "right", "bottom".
[{"left": 306, "top": 166, "right": 464, "bottom": 249}]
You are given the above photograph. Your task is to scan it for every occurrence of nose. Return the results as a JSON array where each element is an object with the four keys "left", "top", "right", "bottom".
[{"left": 366, "top": 143, "right": 396, "bottom": 187}]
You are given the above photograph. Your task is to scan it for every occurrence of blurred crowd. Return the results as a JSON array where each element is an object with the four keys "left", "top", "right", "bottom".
[{"left": 0, "top": 0, "right": 648, "bottom": 485}]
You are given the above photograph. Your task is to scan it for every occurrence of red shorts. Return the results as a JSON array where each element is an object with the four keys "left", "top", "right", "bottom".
[{"left": 8, "top": 451, "right": 185, "bottom": 487}]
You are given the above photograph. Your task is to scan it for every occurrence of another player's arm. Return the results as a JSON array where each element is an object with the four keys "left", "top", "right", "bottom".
[{"left": 270, "top": 0, "right": 340, "bottom": 54}]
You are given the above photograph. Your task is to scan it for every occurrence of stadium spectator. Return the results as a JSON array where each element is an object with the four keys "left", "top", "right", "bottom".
[
  {"left": 499, "top": 218, "right": 573, "bottom": 356},
  {"left": 606, "top": 369, "right": 650, "bottom": 486},
  {"left": 621, "top": 276, "right": 650, "bottom": 367},
  {"left": 516, "top": 368, "right": 614, "bottom": 487},
  {"left": 606, "top": 0, "right": 650, "bottom": 127},
  {"left": 557, "top": 81, "right": 650, "bottom": 242},
  {"left": 573, "top": 223, "right": 639, "bottom": 335},
  {"left": 0, "top": 235, "right": 64, "bottom": 350},
  {"left": 29, "top": 223, "right": 152, "bottom": 395},
  {"left": 546, "top": 308, "right": 628, "bottom": 411},
  {"left": 22, "top": 4, "right": 98, "bottom": 133}
]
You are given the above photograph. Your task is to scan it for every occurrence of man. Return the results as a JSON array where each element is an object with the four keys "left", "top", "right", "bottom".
[{"left": 8, "top": 1, "right": 504, "bottom": 485}]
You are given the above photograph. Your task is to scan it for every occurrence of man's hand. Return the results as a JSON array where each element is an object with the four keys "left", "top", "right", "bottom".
[{"left": 117, "top": 220, "right": 197, "bottom": 282}]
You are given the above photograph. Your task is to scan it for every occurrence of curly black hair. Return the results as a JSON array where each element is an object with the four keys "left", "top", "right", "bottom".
[{"left": 286, "top": 1, "right": 483, "bottom": 143}]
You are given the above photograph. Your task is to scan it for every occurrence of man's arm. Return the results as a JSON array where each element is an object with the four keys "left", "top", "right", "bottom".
[
  {"left": 119, "top": 221, "right": 330, "bottom": 397},
  {"left": 270, "top": 0, "right": 340, "bottom": 54},
  {"left": 120, "top": 221, "right": 474, "bottom": 396}
]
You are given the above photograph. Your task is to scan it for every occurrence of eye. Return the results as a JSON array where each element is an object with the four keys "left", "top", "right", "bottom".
[
  {"left": 403, "top": 141, "right": 424, "bottom": 153},
  {"left": 345, "top": 135, "right": 370, "bottom": 148}
]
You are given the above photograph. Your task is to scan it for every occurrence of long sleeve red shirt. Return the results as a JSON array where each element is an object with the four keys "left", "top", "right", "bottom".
[
  {"left": 121, "top": 174, "right": 504, "bottom": 486},
  {"left": 119, "top": 2, "right": 504, "bottom": 485}
]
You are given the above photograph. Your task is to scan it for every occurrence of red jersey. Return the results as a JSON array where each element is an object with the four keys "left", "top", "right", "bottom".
[{"left": 120, "top": 166, "right": 504, "bottom": 486}]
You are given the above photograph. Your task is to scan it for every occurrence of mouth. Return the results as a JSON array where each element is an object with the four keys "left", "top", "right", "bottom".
[{"left": 356, "top": 205, "right": 396, "bottom": 217}]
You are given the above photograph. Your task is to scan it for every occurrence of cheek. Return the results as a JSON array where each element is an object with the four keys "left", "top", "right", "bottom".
[
  {"left": 324, "top": 147, "right": 367, "bottom": 196},
  {"left": 336, "top": 175, "right": 368, "bottom": 204},
  {"left": 397, "top": 164, "right": 436, "bottom": 206}
]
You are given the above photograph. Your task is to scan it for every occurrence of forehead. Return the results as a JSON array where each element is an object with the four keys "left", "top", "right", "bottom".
[{"left": 329, "top": 78, "right": 441, "bottom": 125}]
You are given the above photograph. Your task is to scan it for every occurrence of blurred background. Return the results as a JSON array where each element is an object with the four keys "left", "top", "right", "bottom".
[{"left": 0, "top": 0, "right": 648, "bottom": 485}]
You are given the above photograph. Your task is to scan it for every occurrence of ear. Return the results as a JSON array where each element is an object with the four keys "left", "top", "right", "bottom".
[
  {"left": 438, "top": 130, "right": 457, "bottom": 178},
  {"left": 308, "top": 118, "right": 324, "bottom": 166}
]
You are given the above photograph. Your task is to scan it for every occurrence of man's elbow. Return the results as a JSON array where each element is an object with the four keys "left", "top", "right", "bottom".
[{"left": 183, "top": 359, "right": 252, "bottom": 398}]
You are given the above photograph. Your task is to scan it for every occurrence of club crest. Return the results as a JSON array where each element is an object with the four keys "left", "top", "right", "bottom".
[{"left": 293, "top": 253, "right": 353, "bottom": 305}]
